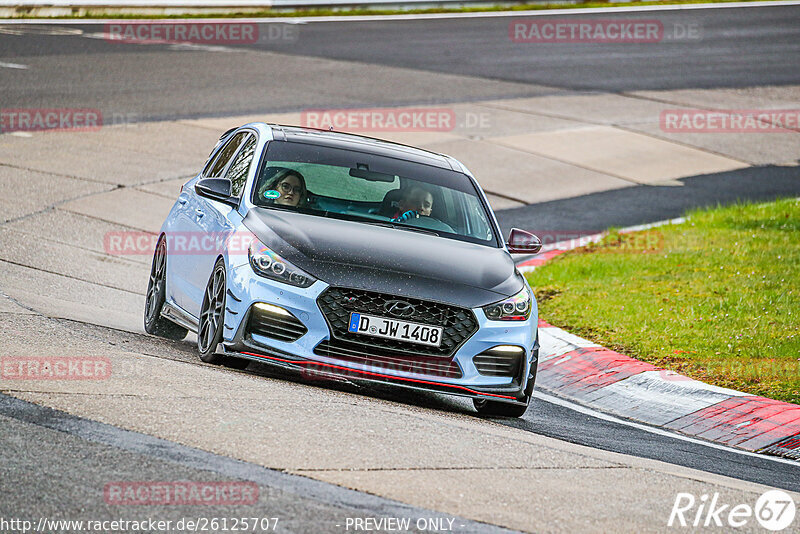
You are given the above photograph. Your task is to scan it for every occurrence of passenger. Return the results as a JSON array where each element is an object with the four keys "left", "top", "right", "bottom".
[
  {"left": 257, "top": 169, "right": 307, "bottom": 208},
  {"left": 392, "top": 187, "right": 433, "bottom": 222}
]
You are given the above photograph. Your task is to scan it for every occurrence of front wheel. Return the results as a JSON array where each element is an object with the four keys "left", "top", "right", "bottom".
[
  {"left": 473, "top": 396, "right": 530, "bottom": 418},
  {"left": 473, "top": 342, "right": 536, "bottom": 418},
  {"left": 197, "top": 259, "right": 250, "bottom": 370},
  {"left": 198, "top": 259, "right": 227, "bottom": 364}
]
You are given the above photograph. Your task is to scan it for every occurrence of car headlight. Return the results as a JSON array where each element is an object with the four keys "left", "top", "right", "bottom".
[
  {"left": 483, "top": 287, "right": 532, "bottom": 321},
  {"left": 248, "top": 239, "right": 316, "bottom": 288}
]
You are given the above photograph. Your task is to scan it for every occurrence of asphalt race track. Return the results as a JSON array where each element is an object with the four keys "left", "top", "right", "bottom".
[
  {"left": 1, "top": 3, "right": 800, "bottom": 532},
  {"left": 0, "top": 5, "right": 799, "bottom": 118}
]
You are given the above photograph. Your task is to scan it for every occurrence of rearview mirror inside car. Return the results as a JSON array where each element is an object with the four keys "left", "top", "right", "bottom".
[
  {"left": 506, "top": 228, "right": 542, "bottom": 254},
  {"left": 349, "top": 168, "right": 396, "bottom": 182}
]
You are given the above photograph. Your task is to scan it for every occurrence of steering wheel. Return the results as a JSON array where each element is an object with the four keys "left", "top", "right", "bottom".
[{"left": 411, "top": 216, "right": 455, "bottom": 233}]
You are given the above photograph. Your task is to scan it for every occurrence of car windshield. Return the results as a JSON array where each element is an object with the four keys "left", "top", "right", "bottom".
[{"left": 251, "top": 140, "right": 499, "bottom": 246}]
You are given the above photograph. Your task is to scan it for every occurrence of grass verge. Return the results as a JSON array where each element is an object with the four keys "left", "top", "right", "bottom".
[
  {"left": 526, "top": 198, "right": 800, "bottom": 404},
  {"left": 7, "top": 0, "right": 777, "bottom": 19}
]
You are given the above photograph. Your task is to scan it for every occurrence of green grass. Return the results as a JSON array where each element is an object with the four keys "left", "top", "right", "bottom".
[
  {"left": 526, "top": 198, "right": 800, "bottom": 404},
  {"left": 8, "top": 0, "right": 775, "bottom": 19}
]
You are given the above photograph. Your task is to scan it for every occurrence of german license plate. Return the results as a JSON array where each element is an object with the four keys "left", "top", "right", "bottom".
[{"left": 347, "top": 312, "right": 443, "bottom": 347}]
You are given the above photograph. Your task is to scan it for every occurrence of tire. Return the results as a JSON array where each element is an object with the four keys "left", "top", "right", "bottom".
[
  {"left": 197, "top": 259, "right": 250, "bottom": 370},
  {"left": 473, "top": 334, "right": 539, "bottom": 418},
  {"left": 473, "top": 397, "right": 530, "bottom": 418},
  {"left": 144, "top": 237, "right": 188, "bottom": 341},
  {"left": 222, "top": 356, "right": 250, "bottom": 370},
  {"left": 198, "top": 259, "right": 228, "bottom": 364}
]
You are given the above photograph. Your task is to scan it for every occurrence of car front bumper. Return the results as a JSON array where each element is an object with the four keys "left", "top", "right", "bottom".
[{"left": 222, "top": 262, "right": 539, "bottom": 405}]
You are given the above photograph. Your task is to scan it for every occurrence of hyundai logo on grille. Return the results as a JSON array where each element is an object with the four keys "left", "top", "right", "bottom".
[{"left": 384, "top": 300, "right": 415, "bottom": 318}]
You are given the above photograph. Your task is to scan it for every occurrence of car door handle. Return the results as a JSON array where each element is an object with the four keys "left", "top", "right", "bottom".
[
  {"left": 178, "top": 198, "right": 187, "bottom": 205},
  {"left": 195, "top": 209, "right": 204, "bottom": 218}
]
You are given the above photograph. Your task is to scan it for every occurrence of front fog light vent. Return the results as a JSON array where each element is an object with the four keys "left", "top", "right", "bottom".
[
  {"left": 473, "top": 345, "right": 524, "bottom": 377},
  {"left": 247, "top": 303, "right": 307, "bottom": 343}
]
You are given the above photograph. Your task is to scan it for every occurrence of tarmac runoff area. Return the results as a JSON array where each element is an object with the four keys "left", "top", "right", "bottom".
[{"left": 1, "top": 86, "right": 800, "bottom": 532}]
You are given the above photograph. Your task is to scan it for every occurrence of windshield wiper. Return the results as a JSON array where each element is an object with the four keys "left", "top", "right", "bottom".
[
  {"left": 393, "top": 225, "right": 439, "bottom": 237},
  {"left": 350, "top": 218, "right": 439, "bottom": 237}
]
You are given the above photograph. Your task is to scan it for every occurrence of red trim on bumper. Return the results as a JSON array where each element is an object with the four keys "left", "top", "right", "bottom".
[{"left": 240, "top": 351, "right": 517, "bottom": 400}]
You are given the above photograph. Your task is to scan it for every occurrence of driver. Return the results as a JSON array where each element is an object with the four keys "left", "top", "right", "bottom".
[
  {"left": 257, "top": 168, "right": 307, "bottom": 208},
  {"left": 391, "top": 187, "right": 433, "bottom": 222}
]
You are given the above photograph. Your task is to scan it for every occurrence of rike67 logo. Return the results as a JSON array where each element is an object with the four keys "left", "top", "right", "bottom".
[{"left": 669, "top": 490, "right": 796, "bottom": 531}]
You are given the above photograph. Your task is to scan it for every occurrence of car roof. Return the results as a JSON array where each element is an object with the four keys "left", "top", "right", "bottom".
[{"left": 263, "top": 124, "right": 461, "bottom": 172}]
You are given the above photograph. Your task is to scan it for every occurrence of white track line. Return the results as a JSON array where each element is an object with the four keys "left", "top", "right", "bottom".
[
  {"left": 1, "top": 0, "right": 798, "bottom": 24},
  {"left": 0, "top": 61, "right": 28, "bottom": 69},
  {"left": 533, "top": 390, "right": 800, "bottom": 467}
]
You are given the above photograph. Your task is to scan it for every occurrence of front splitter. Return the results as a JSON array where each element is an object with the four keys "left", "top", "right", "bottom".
[{"left": 222, "top": 343, "right": 528, "bottom": 405}]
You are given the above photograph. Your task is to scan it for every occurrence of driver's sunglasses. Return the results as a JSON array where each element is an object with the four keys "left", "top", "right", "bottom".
[{"left": 278, "top": 182, "right": 304, "bottom": 195}]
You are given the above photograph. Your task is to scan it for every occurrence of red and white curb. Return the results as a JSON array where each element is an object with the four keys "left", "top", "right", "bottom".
[{"left": 520, "top": 219, "right": 800, "bottom": 461}]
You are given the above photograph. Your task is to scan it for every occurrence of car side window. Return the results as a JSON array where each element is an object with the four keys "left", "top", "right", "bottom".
[
  {"left": 206, "top": 132, "right": 247, "bottom": 178},
  {"left": 225, "top": 134, "right": 256, "bottom": 198}
]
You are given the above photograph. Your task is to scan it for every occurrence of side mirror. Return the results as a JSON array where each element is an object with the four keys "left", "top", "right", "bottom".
[
  {"left": 506, "top": 228, "right": 542, "bottom": 255},
  {"left": 195, "top": 178, "right": 238, "bottom": 207}
]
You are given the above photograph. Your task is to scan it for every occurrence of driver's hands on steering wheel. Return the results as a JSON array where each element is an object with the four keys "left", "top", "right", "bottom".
[{"left": 391, "top": 210, "right": 419, "bottom": 223}]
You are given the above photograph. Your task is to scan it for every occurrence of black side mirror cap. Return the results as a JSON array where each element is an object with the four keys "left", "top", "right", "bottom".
[
  {"left": 195, "top": 178, "right": 238, "bottom": 207},
  {"left": 506, "top": 228, "right": 542, "bottom": 254}
]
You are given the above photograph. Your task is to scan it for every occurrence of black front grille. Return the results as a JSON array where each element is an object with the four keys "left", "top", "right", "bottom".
[
  {"left": 316, "top": 287, "right": 478, "bottom": 358},
  {"left": 314, "top": 340, "right": 462, "bottom": 378},
  {"left": 473, "top": 349, "right": 523, "bottom": 378},
  {"left": 247, "top": 304, "right": 307, "bottom": 343}
]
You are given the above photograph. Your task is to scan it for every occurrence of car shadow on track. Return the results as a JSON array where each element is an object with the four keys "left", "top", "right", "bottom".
[
  {"left": 66, "top": 316, "right": 481, "bottom": 417},
  {"left": 240, "top": 358, "right": 477, "bottom": 416}
]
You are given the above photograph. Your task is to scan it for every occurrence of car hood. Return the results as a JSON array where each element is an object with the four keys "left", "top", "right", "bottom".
[{"left": 243, "top": 207, "right": 523, "bottom": 308}]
